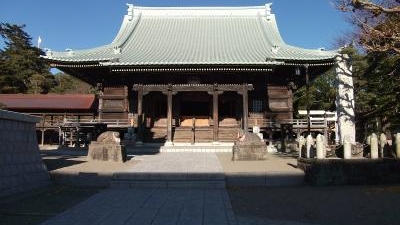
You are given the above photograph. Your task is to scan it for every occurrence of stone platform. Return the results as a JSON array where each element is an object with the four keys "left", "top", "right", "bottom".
[
  {"left": 298, "top": 157, "right": 400, "bottom": 186},
  {"left": 112, "top": 153, "right": 226, "bottom": 188},
  {"left": 40, "top": 188, "right": 236, "bottom": 225},
  {"left": 43, "top": 146, "right": 305, "bottom": 188}
]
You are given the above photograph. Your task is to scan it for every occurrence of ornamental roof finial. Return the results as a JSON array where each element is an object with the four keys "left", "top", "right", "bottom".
[
  {"left": 126, "top": 3, "right": 134, "bottom": 21},
  {"left": 265, "top": 3, "right": 272, "bottom": 16},
  {"left": 265, "top": 3, "right": 273, "bottom": 20}
]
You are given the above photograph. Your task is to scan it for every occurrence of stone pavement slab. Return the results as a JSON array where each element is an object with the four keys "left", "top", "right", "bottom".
[
  {"left": 126, "top": 152, "right": 224, "bottom": 173},
  {"left": 40, "top": 187, "right": 237, "bottom": 225},
  {"left": 111, "top": 153, "right": 226, "bottom": 188},
  {"left": 237, "top": 217, "right": 320, "bottom": 225}
]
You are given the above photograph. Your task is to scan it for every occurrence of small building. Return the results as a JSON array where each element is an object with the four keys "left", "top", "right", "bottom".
[
  {"left": 0, "top": 94, "right": 98, "bottom": 145},
  {"left": 42, "top": 4, "right": 355, "bottom": 144}
]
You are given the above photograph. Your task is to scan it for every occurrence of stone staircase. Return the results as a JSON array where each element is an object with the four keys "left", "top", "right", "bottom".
[
  {"left": 111, "top": 152, "right": 226, "bottom": 188},
  {"left": 173, "top": 126, "right": 238, "bottom": 143},
  {"left": 143, "top": 125, "right": 239, "bottom": 143},
  {"left": 111, "top": 172, "right": 226, "bottom": 188}
]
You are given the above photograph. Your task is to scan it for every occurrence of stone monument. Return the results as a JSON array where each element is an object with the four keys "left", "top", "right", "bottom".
[
  {"left": 232, "top": 130, "right": 267, "bottom": 161},
  {"left": 370, "top": 133, "right": 379, "bottom": 159},
  {"left": 396, "top": 133, "right": 400, "bottom": 158},
  {"left": 88, "top": 131, "right": 127, "bottom": 162}
]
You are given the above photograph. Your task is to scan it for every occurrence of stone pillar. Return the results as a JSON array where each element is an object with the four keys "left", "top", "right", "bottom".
[
  {"left": 298, "top": 136, "right": 306, "bottom": 158},
  {"left": 370, "top": 133, "right": 379, "bottom": 159},
  {"left": 306, "top": 134, "right": 313, "bottom": 158},
  {"left": 316, "top": 134, "right": 325, "bottom": 159},
  {"left": 396, "top": 133, "right": 400, "bottom": 159},
  {"left": 343, "top": 135, "right": 352, "bottom": 159},
  {"left": 335, "top": 54, "right": 356, "bottom": 144},
  {"left": 379, "top": 133, "right": 387, "bottom": 158}
]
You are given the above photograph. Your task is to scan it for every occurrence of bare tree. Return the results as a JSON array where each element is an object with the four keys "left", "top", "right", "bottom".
[{"left": 337, "top": 0, "right": 400, "bottom": 53}]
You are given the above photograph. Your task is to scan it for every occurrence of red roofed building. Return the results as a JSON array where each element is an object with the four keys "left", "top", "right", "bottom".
[
  {"left": 0, "top": 94, "right": 97, "bottom": 113},
  {"left": 0, "top": 94, "right": 98, "bottom": 145}
]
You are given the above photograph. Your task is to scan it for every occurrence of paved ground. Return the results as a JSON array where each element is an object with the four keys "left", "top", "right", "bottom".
[
  {"left": 125, "top": 152, "right": 224, "bottom": 173},
  {"left": 229, "top": 186, "right": 400, "bottom": 225},
  {"left": 40, "top": 187, "right": 236, "bottom": 225},
  {"left": 217, "top": 153, "right": 300, "bottom": 173},
  {"left": 1, "top": 146, "right": 395, "bottom": 225}
]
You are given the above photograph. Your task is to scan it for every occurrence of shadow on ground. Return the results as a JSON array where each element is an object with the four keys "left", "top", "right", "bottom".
[
  {"left": 42, "top": 156, "right": 86, "bottom": 171},
  {"left": 228, "top": 185, "right": 400, "bottom": 225},
  {"left": 0, "top": 186, "right": 103, "bottom": 225}
]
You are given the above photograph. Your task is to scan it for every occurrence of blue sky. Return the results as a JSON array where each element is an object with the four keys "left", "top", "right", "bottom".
[{"left": 0, "top": 0, "right": 352, "bottom": 51}]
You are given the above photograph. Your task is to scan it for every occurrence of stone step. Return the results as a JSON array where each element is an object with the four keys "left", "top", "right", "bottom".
[
  {"left": 111, "top": 172, "right": 226, "bottom": 188},
  {"left": 225, "top": 171, "right": 305, "bottom": 188},
  {"left": 159, "top": 144, "right": 233, "bottom": 153},
  {"left": 50, "top": 171, "right": 304, "bottom": 188},
  {"left": 173, "top": 128, "right": 237, "bottom": 142},
  {"left": 145, "top": 127, "right": 238, "bottom": 142}
]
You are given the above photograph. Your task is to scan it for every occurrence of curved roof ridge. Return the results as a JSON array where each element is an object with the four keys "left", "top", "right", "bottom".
[
  {"left": 43, "top": 3, "right": 338, "bottom": 65},
  {"left": 131, "top": 4, "right": 270, "bottom": 17},
  {"left": 111, "top": 10, "right": 142, "bottom": 49}
]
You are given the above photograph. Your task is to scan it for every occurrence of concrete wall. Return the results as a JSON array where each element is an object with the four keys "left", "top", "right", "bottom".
[{"left": 0, "top": 109, "right": 51, "bottom": 197}]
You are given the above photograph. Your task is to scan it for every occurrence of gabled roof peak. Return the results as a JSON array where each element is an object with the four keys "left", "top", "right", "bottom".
[{"left": 125, "top": 3, "right": 274, "bottom": 17}]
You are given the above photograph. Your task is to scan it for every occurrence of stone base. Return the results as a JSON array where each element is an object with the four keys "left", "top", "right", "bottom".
[
  {"left": 298, "top": 157, "right": 400, "bottom": 186},
  {"left": 232, "top": 142, "right": 267, "bottom": 161},
  {"left": 88, "top": 142, "right": 127, "bottom": 162}
]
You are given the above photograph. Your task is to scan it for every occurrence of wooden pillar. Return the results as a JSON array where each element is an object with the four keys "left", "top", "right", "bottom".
[
  {"left": 164, "top": 85, "right": 174, "bottom": 145},
  {"left": 242, "top": 84, "right": 249, "bottom": 132},
  {"left": 213, "top": 91, "right": 219, "bottom": 142},
  {"left": 96, "top": 83, "right": 103, "bottom": 121},
  {"left": 136, "top": 85, "right": 144, "bottom": 144},
  {"left": 41, "top": 114, "right": 45, "bottom": 146},
  {"left": 58, "top": 127, "right": 63, "bottom": 147},
  {"left": 209, "top": 86, "right": 223, "bottom": 143},
  {"left": 305, "top": 64, "right": 311, "bottom": 135}
]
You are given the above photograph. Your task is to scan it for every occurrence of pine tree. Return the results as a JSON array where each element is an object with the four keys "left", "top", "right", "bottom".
[{"left": 0, "top": 23, "right": 55, "bottom": 93}]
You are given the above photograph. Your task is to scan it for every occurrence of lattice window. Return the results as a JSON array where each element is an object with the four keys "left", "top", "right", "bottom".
[{"left": 252, "top": 99, "right": 264, "bottom": 113}]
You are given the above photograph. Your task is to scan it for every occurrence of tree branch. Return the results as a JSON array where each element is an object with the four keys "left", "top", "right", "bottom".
[{"left": 351, "top": 0, "right": 400, "bottom": 14}]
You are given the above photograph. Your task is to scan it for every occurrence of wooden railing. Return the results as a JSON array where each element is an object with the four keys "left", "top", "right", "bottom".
[
  {"left": 248, "top": 117, "right": 336, "bottom": 130},
  {"left": 63, "top": 118, "right": 133, "bottom": 128},
  {"left": 35, "top": 118, "right": 135, "bottom": 129}
]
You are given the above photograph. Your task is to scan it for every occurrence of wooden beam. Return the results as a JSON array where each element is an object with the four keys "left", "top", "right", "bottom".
[{"left": 133, "top": 84, "right": 253, "bottom": 92}]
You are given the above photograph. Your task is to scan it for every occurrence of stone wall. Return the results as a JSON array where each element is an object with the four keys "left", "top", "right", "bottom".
[
  {"left": 298, "top": 158, "right": 400, "bottom": 186},
  {"left": 0, "top": 109, "right": 51, "bottom": 197}
]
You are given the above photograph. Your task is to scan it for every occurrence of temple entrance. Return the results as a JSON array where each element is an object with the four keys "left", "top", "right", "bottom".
[
  {"left": 133, "top": 84, "right": 253, "bottom": 143},
  {"left": 219, "top": 92, "right": 240, "bottom": 127},
  {"left": 181, "top": 101, "right": 209, "bottom": 116},
  {"left": 177, "top": 92, "right": 211, "bottom": 127},
  {"left": 220, "top": 92, "right": 237, "bottom": 118}
]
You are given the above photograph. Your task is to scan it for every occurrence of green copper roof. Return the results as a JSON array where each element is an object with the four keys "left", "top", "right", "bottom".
[{"left": 43, "top": 4, "right": 338, "bottom": 66}]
